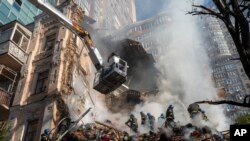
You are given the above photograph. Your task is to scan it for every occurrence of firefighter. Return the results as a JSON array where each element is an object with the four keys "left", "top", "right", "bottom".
[
  {"left": 188, "top": 103, "right": 200, "bottom": 118},
  {"left": 157, "top": 113, "right": 165, "bottom": 127},
  {"left": 125, "top": 114, "right": 138, "bottom": 133},
  {"left": 165, "top": 105, "right": 175, "bottom": 127},
  {"left": 188, "top": 103, "right": 208, "bottom": 121},
  {"left": 40, "top": 129, "right": 50, "bottom": 141},
  {"left": 166, "top": 105, "right": 174, "bottom": 122},
  {"left": 147, "top": 113, "right": 155, "bottom": 131},
  {"left": 140, "top": 111, "right": 147, "bottom": 125}
]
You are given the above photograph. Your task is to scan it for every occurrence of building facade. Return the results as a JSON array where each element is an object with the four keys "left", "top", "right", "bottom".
[
  {"left": 0, "top": 0, "right": 139, "bottom": 140},
  {"left": 0, "top": 20, "right": 32, "bottom": 120},
  {"left": 202, "top": 16, "right": 250, "bottom": 120},
  {"left": 0, "top": 0, "right": 42, "bottom": 25},
  {"left": 5, "top": 1, "right": 98, "bottom": 140},
  {"left": 109, "top": 12, "right": 172, "bottom": 59}
]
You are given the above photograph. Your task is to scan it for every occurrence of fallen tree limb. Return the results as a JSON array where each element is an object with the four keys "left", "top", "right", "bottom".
[{"left": 195, "top": 100, "right": 250, "bottom": 108}]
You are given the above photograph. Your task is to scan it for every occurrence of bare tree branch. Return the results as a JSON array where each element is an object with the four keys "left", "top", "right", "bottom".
[
  {"left": 195, "top": 100, "right": 250, "bottom": 108},
  {"left": 195, "top": 95, "right": 250, "bottom": 108},
  {"left": 188, "top": 0, "right": 250, "bottom": 79},
  {"left": 191, "top": 4, "right": 224, "bottom": 20}
]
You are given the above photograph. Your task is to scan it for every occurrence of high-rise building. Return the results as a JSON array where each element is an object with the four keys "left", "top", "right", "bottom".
[
  {"left": 0, "top": 0, "right": 42, "bottom": 25},
  {"left": 74, "top": 0, "right": 136, "bottom": 35},
  {"left": 97, "top": 0, "right": 136, "bottom": 30},
  {"left": 202, "top": 16, "right": 250, "bottom": 120},
  {"left": 109, "top": 12, "right": 171, "bottom": 59}
]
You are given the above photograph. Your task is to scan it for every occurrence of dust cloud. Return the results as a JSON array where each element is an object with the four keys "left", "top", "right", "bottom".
[{"left": 82, "top": 0, "right": 229, "bottom": 132}]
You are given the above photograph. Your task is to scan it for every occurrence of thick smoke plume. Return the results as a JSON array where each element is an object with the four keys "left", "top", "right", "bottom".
[
  {"left": 81, "top": 0, "right": 229, "bottom": 132},
  {"left": 134, "top": 0, "right": 229, "bottom": 130}
]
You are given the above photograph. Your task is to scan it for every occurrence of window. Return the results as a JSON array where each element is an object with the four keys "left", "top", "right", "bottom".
[
  {"left": 20, "top": 37, "right": 29, "bottom": 51},
  {"left": 44, "top": 34, "right": 56, "bottom": 51},
  {"left": 13, "top": 1, "right": 21, "bottom": 11},
  {"left": 15, "top": 0, "right": 22, "bottom": 6},
  {"left": 24, "top": 119, "right": 39, "bottom": 141},
  {"left": 12, "top": 28, "right": 30, "bottom": 51},
  {"left": 35, "top": 70, "right": 49, "bottom": 94},
  {"left": 12, "top": 30, "right": 22, "bottom": 45}
]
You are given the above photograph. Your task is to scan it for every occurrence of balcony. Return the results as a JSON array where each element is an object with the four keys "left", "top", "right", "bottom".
[
  {"left": 0, "top": 41, "right": 28, "bottom": 71},
  {"left": 0, "top": 88, "right": 11, "bottom": 120},
  {"left": 0, "top": 65, "right": 16, "bottom": 120},
  {"left": 0, "top": 21, "right": 31, "bottom": 71}
]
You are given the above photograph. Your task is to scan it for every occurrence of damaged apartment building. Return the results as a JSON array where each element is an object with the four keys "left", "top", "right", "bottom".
[
  {"left": 102, "top": 12, "right": 172, "bottom": 111},
  {"left": 0, "top": 0, "right": 139, "bottom": 140},
  {"left": 2, "top": 2, "right": 94, "bottom": 140},
  {"left": 104, "top": 39, "right": 159, "bottom": 112}
]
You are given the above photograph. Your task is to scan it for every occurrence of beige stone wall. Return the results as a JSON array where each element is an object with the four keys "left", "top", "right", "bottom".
[
  {"left": 9, "top": 102, "right": 45, "bottom": 141},
  {"left": 9, "top": 2, "right": 95, "bottom": 140}
]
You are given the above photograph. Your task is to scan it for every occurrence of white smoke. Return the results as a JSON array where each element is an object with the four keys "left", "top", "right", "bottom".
[
  {"left": 133, "top": 0, "right": 229, "bottom": 130},
  {"left": 81, "top": 0, "right": 229, "bottom": 133}
]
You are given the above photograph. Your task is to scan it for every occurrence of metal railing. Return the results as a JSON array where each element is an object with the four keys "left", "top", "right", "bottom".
[
  {"left": 0, "top": 64, "right": 17, "bottom": 93},
  {"left": 0, "top": 41, "right": 28, "bottom": 63}
]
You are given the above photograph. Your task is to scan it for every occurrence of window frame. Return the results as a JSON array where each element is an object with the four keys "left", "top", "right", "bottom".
[
  {"left": 43, "top": 33, "right": 57, "bottom": 51},
  {"left": 34, "top": 70, "right": 49, "bottom": 94},
  {"left": 11, "top": 28, "right": 30, "bottom": 52},
  {"left": 12, "top": 29, "right": 23, "bottom": 46},
  {"left": 24, "top": 119, "right": 39, "bottom": 141}
]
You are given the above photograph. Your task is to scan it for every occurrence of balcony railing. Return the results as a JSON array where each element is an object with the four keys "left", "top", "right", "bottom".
[
  {"left": 0, "top": 41, "right": 28, "bottom": 64},
  {"left": 0, "top": 88, "right": 11, "bottom": 109}
]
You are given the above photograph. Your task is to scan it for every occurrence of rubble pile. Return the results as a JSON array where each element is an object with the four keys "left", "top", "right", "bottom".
[
  {"left": 57, "top": 105, "right": 229, "bottom": 141},
  {"left": 62, "top": 121, "right": 229, "bottom": 141}
]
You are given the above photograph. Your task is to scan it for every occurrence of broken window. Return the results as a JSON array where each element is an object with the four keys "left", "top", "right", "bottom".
[
  {"left": 44, "top": 34, "right": 56, "bottom": 51},
  {"left": 35, "top": 70, "right": 49, "bottom": 94},
  {"left": 24, "top": 119, "right": 39, "bottom": 141},
  {"left": 12, "top": 29, "right": 22, "bottom": 46}
]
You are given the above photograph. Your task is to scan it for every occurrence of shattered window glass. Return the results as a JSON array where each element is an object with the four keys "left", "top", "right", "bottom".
[{"left": 12, "top": 29, "right": 22, "bottom": 46}]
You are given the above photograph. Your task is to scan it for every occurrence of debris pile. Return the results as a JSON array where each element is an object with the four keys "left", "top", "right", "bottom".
[
  {"left": 62, "top": 121, "right": 229, "bottom": 141},
  {"left": 59, "top": 104, "right": 229, "bottom": 141}
]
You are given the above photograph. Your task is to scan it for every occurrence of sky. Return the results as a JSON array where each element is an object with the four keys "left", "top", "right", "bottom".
[{"left": 136, "top": 0, "right": 168, "bottom": 21}]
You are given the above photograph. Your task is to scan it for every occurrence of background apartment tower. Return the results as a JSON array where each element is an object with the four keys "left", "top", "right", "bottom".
[
  {"left": 0, "top": 0, "right": 42, "bottom": 25},
  {"left": 202, "top": 16, "right": 250, "bottom": 121},
  {"left": 109, "top": 12, "right": 171, "bottom": 59},
  {"left": 73, "top": 0, "right": 136, "bottom": 35}
]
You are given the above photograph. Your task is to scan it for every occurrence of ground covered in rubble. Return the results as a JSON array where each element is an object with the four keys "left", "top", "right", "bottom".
[{"left": 61, "top": 121, "right": 229, "bottom": 141}]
